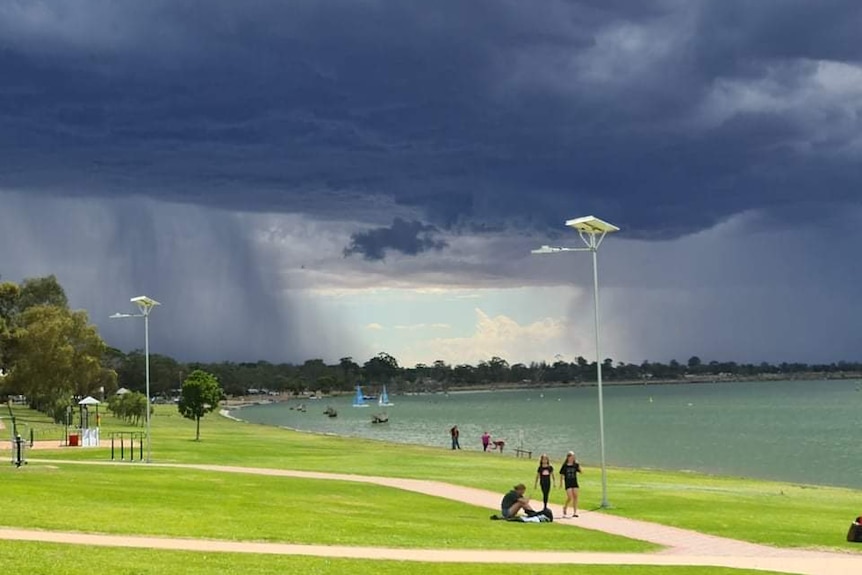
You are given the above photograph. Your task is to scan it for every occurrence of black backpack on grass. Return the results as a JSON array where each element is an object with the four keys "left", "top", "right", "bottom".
[{"left": 846, "top": 517, "right": 862, "bottom": 542}]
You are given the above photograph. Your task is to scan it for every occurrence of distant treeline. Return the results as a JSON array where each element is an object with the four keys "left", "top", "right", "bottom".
[{"left": 105, "top": 350, "right": 862, "bottom": 399}]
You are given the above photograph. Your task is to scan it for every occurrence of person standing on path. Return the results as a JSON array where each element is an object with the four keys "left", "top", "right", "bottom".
[
  {"left": 559, "top": 451, "right": 581, "bottom": 518},
  {"left": 534, "top": 453, "right": 555, "bottom": 510},
  {"left": 450, "top": 425, "right": 461, "bottom": 450},
  {"left": 481, "top": 431, "right": 491, "bottom": 452}
]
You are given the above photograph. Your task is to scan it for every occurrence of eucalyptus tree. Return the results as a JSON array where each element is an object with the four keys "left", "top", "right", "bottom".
[
  {"left": 315, "top": 375, "right": 337, "bottom": 394},
  {"left": 547, "top": 360, "right": 572, "bottom": 383},
  {"left": 116, "top": 352, "right": 182, "bottom": 397},
  {"left": 339, "top": 356, "right": 360, "bottom": 387},
  {"left": 410, "top": 363, "right": 429, "bottom": 383},
  {"left": 17, "top": 275, "right": 68, "bottom": 310},
  {"left": 431, "top": 360, "right": 452, "bottom": 384},
  {"left": 0, "top": 281, "right": 18, "bottom": 375},
  {"left": 510, "top": 363, "right": 531, "bottom": 383},
  {"left": 0, "top": 281, "right": 20, "bottom": 323},
  {"left": 363, "top": 352, "right": 399, "bottom": 383},
  {"left": 487, "top": 356, "right": 510, "bottom": 383},
  {"left": 452, "top": 364, "right": 477, "bottom": 386},
  {"left": 299, "top": 358, "right": 331, "bottom": 387},
  {"left": 687, "top": 356, "right": 702, "bottom": 371},
  {"left": 6, "top": 305, "right": 114, "bottom": 421}
]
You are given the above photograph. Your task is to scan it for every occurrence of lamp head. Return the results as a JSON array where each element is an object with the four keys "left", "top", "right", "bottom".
[
  {"left": 130, "top": 296, "right": 161, "bottom": 308},
  {"left": 565, "top": 215, "right": 620, "bottom": 234},
  {"left": 531, "top": 245, "right": 558, "bottom": 254},
  {"left": 109, "top": 313, "right": 132, "bottom": 319}
]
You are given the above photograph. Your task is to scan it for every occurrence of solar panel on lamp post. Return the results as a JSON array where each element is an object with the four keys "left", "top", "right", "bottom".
[
  {"left": 110, "top": 295, "right": 161, "bottom": 463},
  {"left": 532, "top": 215, "right": 619, "bottom": 509}
]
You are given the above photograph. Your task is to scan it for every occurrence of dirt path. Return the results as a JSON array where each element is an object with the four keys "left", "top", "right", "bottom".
[{"left": 5, "top": 459, "right": 861, "bottom": 575}]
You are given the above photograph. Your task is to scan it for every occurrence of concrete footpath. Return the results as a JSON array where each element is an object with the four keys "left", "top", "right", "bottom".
[{"left": 3, "top": 460, "right": 861, "bottom": 575}]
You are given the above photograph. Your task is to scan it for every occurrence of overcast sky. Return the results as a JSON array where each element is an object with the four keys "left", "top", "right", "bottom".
[{"left": 1, "top": 1, "right": 861, "bottom": 367}]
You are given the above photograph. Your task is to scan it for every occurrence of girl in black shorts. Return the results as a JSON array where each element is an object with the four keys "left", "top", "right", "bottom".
[{"left": 559, "top": 451, "right": 581, "bottom": 518}]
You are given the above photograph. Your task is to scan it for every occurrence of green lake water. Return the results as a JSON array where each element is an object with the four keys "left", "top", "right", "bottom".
[{"left": 237, "top": 379, "right": 862, "bottom": 489}]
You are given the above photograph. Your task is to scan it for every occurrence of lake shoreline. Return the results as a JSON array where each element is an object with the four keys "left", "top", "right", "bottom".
[{"left": 223, "top": 370, "right": 862, "bottom": 406}]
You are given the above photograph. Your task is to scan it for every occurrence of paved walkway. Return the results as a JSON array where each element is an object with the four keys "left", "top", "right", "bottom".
[{"left": 4, "top": 459, "right": 861, "bottom": 574}]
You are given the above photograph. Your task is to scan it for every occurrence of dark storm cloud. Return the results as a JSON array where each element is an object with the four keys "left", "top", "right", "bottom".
[
  {"left": 692, "top": 1, "right": 862, "bottom": 68},
  {"left": 0, "top": 192, "right": 315, "bottom": 362},
  {"left": 343, "top": 218, "right": 448, "bottom": 260},
  {"left": 1, "top": 0, "right": 861, "bottom": 240}
]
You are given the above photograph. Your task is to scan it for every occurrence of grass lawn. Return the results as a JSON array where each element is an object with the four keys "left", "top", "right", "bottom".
[
  {"left": 601, "top": 469, "right": 861, "bottom": 549},
  {"left": 0, "top": 463, "right": 652, "bottom": 552},
  {"left": 8, "top": 404, "right": 862, "bottom": 552},
  {"left": 0, "top": 541, "right": 791, "bottom": 575}
]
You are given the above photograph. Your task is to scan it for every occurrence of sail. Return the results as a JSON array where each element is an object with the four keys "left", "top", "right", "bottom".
[
  {"left": 353, "top": 385, "right": 369, "bottom": 407},
  {"left": 378, "top": 385, "right": 394, "bottom": 407}
]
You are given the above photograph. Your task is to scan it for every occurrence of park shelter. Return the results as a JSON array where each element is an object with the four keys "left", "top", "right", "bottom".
[{"left": 74, "top": 396, "right": 101, "bottom": 447}]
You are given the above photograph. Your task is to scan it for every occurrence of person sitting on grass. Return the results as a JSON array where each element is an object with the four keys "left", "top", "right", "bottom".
[{"left": 500, "top": 483, "right": 536, "bottom": 519}]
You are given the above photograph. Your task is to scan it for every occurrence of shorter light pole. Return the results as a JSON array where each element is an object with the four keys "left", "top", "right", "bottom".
[
  {"left": 111, "top": 295, "right": 160, "bottom": 463},
  {"left": 532, "top": 215, "right": 619, "bottom": 509}
]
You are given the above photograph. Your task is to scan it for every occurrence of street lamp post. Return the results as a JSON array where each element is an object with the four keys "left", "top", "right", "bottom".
[
  {"left": 111, "top": 295, "right": 161, "bottom": 463},
  {"left": 532, "top": 215, "right": 619, "bottom": 509}
]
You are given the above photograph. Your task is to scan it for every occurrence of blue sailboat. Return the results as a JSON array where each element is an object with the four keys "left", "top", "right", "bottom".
[
  {"left": 353, "top": 385, "right": 369, "bottom": 408},
  {"left": 378, "top": 385, "right": 394, "bottom": 407}
]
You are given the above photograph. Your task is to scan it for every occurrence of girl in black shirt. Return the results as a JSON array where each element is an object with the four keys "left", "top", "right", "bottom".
[
  {"left": 559, "top": 451, "right": 582, "bottom": 518},
  {"left": 533, "top": 453, "right": 555, "bottom": 510}
]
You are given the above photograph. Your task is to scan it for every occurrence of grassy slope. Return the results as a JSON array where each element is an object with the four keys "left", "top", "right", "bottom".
[
  {"left": 0, "top": 464, "right": 652, "bottom": 552},
  {"left": 0, "top": 541, "right": 786, "bottom": 575},
  {"left": 9, "top": 404, "right": 862, "bottom": 552}
]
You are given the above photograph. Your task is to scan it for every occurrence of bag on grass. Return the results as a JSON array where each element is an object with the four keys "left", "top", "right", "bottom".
[{"left": 846, "top": 519, "right": 862, "bottom": 543}]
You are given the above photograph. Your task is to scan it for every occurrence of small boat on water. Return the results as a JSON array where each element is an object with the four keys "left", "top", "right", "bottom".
[
  {"left": 371, "top": 413, "right": 388, "bottom": 424},
  {"left": 378, "top": 385, "right": 394, "bottom": 407},
  {"left": 323, "top": 406, "right": 338, "bottom": 417},
  {"left": 353, "top": 385, "right": 369, "bottom": 408}
]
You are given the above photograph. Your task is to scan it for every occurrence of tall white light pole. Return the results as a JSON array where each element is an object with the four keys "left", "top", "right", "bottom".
[
  {"left": 532, "top": 215, "right": 619, "bottom": 508},
  {"left": 111, "top": 295, "right": 161, "bottom": 463}
]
